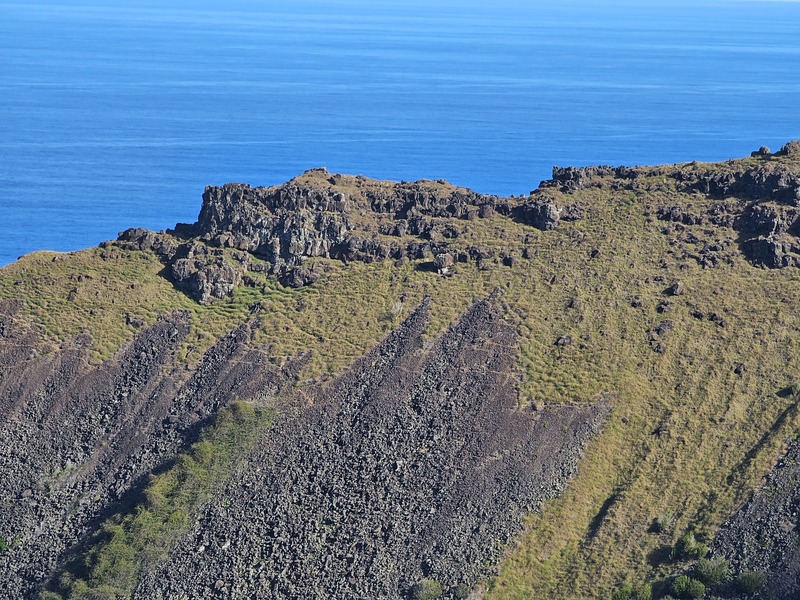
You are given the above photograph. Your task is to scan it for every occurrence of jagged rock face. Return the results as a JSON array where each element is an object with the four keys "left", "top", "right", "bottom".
[
  {"left": 190, "top": 173, "right": 506, "bottom": 278},
  {"left": 0, "top": 300, "right": 292, "bottom": 598},
  {"left": 714, "top": 439, "right": 800, "bottom": 599},
  {"left": 736, "top": 204, "right": 800, "bottom": 268},
  {"left": 688, "top": 163, "right": 800, "bottom": 203},
  {"left": 169, "top": 242, "right": 251, "bottom": 303},
  {"left": 109, "top": 169, "right": 588, "bottom": 302},
  {"left": 195, "top": 181, "right": 354, "bottom": 263},
  {"left": 135, "top": 297, "right": 608, "bottom": 600}
]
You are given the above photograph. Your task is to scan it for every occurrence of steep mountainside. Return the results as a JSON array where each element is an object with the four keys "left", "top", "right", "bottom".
[{"left": 3, "top": 142, "right": 800, "bottom": 599}]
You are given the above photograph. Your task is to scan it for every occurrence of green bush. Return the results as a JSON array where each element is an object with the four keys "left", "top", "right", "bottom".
[
  {"left": 735, "top": 570, "right": 767, "bottom": 595},
  {"left": 451, "top": 583, "right": 470, "bottom": 599},
  {"left": 611, "top": 583, "right": 633, "bottom": 600},
  {"left": 412, "top": 578, "right": 443, "bottom": 600},
  {"left": 612, "top": 582, "right": 652, "bottom": 600},
  {"left": 0, "top": 537, "right": 8, "bottom": 553},
  {"left": 676, "top": 532, "right": 709, "bottom": 560},
  {"left": 694, "top": 557, "right": 730, "bottom": 588},
  {"left": 670, "top": 575, "right": 705, "bottom": 599}
]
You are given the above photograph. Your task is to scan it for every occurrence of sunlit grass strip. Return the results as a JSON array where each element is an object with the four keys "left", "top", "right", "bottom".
[{"left": 46, "top": 401, "right": 273, "bottom": 600}]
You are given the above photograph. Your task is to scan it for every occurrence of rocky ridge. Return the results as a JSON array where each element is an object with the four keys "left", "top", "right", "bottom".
[
  {"left": 108, "top": 142, "right": 800, "bottom": 304},
  {"left": 110, "top": 170, "right": 578, "bottom": 302}
]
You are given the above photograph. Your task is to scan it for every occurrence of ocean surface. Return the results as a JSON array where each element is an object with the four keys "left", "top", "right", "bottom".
[{"left": 1, "top": 0, "right": 799, "bottom": 266}]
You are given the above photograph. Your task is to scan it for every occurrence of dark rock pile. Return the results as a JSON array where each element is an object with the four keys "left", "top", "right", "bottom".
[
  {"left": 135, "top": 295, "right": 608, "bottom": 599},
  {"left": 714, "top": 439, "right": 800, "bottom": 599},
  {"left": 0, "top": 300, "right": 294, "bottom": 598}
]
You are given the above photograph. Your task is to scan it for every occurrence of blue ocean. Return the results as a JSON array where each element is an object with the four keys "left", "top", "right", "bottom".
[{"left": 1, "top": 0, "right": 799, "bottom": 266}]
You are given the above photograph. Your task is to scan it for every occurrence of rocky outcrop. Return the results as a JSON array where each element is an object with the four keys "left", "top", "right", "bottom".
[
  {"left": 135, "top": 295, "right": 608, "bottom": 599},
  {"left": 714, "top": 439, "right": 800, "bottom": 599},
  {"left": 542, "top": 164, "right": 643, "bottom": 192},
  {"left": 512, "top": 196, "right": 582, "bottom": 230},
  {"left": 540, "top": 142, "right": 800, "bottom": 270},
  {"left": 736, "top": 204, "right": 800, "bottom": 268},
  {"left": 107, "top": 170, "right": 583, "bottom": 302},
  {"left": 682, "top": 141, "right": 800, "bottom": 204},
  {"left": 0, "top": 300, "right": 294, "bottom": 598},
  {"left": 168, "top": 242, "right": 251, "bottom": 303}
]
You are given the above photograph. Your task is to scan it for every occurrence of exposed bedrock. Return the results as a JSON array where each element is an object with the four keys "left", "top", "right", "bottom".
[
  {"left": 0, "top": 300, "right": 293, "bottom": 598},
  {"left": 543, "top": 141, "right": 800, "bottom": 270},
  {"left": 136, "top": 295, "right": 609, "bottom": 600},
  {"left": 110, "top": 171, "right": 580, "bottom": 302},
  {"left": 714, "top": 439, "right": 800, "bottom": 599}
]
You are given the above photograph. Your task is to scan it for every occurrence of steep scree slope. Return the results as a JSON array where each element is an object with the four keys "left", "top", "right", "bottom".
[
  {"left": 714, "top": 438, "right": 800, "bottom": 599},
  {"left": 0, "top": 300, "right": 294, "bottom": 598},
  {"left": 135, "top": 296, "right": 608, "bottom": 599}
]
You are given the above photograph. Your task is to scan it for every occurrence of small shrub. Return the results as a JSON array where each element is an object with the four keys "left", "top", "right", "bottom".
[
  {"left": 694, "top": 557, "right": 730, "bottom": 588},
  {"left": 412, "top": 578, "right": 443, "bottom": 600},
  {"left": 0, "top": 537, "right": 8, "bottom": 553},
  {"left": 685, "top": 577, "right": 706, "bottom": 598},
  {"left": 670, "top": 575, "right": 705, "bottom": 599},
  {"left": 636, "top": 583, "right": 653, "bottom": 600},
  {"left": 653, "top": 511, "right": 676, "bottom": 533},
  {"left": 451, "top": 583, "right": 470, "bottom": 599},
  {"left": 611, "top": 583, "right": 634, "bottom": 600},
  {"left": 676, "top": 532, "right": 709, "bottom": 560},
  {"left": 735, "top": 570, "right": 767, "bottom": 595}
]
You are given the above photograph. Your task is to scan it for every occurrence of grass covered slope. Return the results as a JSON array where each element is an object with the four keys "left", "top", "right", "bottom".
[{"left": 2, "top": 144, "right": 800, "bottom": 598}]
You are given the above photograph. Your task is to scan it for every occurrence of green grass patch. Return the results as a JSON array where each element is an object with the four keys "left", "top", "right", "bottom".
[{"left": 47, "top": 401, "right": 273, "bottom": 599}]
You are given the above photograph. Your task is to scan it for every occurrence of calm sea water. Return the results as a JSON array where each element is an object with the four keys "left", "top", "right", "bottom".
[{"left": 1, "top": 0, "right": 799, "bottom": 266}]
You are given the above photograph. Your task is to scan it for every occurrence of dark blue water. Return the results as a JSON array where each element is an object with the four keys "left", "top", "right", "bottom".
[{"left": 1, "top": 0, "right": 799, "bottom": 266}]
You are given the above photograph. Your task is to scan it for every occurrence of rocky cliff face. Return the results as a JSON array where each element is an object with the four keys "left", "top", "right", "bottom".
[
  {"left": 109, "top": 142, "right": 800, "bottom": 305},
  {"left": 110, "top": 170, "right": 576, "bottom": 302},
  {"left": 135, "top": 295, "right": 608, "bottom": 599}
]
